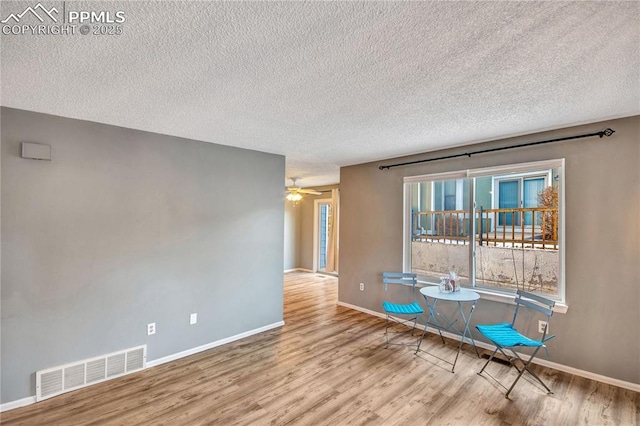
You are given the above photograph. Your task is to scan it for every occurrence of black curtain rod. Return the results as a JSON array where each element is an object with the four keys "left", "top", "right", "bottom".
[{"left": 378, "top": 128, "right": 615, "bottom": 170}]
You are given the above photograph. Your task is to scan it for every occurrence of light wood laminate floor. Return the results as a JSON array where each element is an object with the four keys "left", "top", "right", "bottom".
[{"left": 2, "top": 272, "right": 638, "bottom": 425}]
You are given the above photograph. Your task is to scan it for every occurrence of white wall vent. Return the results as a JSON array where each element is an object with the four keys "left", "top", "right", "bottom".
[{"left": 36, "top": 345, "right": 146, "bottom": 402}]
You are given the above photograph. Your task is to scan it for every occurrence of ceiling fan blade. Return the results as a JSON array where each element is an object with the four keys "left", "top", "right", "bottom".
[{"left": 299, "top": 189, "right": 322, "bottom": 195}]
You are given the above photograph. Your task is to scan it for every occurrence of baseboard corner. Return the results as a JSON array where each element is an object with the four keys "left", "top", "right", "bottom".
[{"left": 1, "top": 396, "right": 37, "bottom": 413}]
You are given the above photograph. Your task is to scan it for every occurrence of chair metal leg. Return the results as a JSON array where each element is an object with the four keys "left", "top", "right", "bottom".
[
  {"left": 504, "top": 347, "right": 552, "bottom": 398},
  {"left": 505, "top": 362, "right": 528, "bottom": 398},
  {"left": 385, "top": 314, "right": 421, "bottom": 348},
  {"left": 478, "top": 347, "right": 500, "bottom": 375},
  {"left": 525, "top": 369, "right": 553, "bottom": 394},
  {"left": 415, "top": 322, "right": 428, "bottom": 353},
  {"left": 385, "top": 315, "right": 390, "bottom": 348}
]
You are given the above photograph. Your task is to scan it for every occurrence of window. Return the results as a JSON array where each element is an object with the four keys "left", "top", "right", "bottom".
[{"left": 404, "top": 160, "right": 564, "bottom": 302}]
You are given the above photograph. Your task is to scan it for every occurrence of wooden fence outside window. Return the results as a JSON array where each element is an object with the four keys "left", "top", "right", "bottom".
[{"left": 413, "top": 207, "right": 558, "bottom": 250}]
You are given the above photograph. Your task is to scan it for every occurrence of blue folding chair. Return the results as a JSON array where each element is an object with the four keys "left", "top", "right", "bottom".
[
  {"left": 382, "top": 272, "right": 424, "bottom": 348},
  {"left": 476, "top": 290, "right": 556, "bottom": 398}
]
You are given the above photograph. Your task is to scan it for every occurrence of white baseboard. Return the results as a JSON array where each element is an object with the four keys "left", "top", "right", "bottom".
[
  {"left": 0, "top": 321, "right": 285, "bottom": 413},
  {"left": 337, "top": 301, "right": 387, "bottom": 319},
  {"left": 315, "top": 271, "right": 338, "bottom": 277},
  {"left": 1, "top": 396, "right": 37, "bottom": 413},
  {"left": 336, "top": 301, "right": 640, "bottom": 393},
  {"left": 147, "top": 320, "right": 285, "bottom": 368},
  {"left": 529, "top": 357, "right": 640, "bottom": 393},
  {"left": 284, "top": 268, "right": 313, "bottom": 273}
]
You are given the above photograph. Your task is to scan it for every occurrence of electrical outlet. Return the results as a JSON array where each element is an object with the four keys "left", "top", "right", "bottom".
[
  {"left": 190, "top": 313, "right": 198, "bottom": 325},
  {"left": 147, "top": 322, "right": 156, "bottom": 335},
  {"left": 359, "top": 283, "right": 365, "bottom": 291},
  {"left": 538, "top": 320, "right": 548, "bottom": 334}
]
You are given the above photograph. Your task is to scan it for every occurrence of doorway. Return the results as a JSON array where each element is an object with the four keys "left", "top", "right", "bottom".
[{"left": 313, "top": 199, "right": 335, "bottom": 274}]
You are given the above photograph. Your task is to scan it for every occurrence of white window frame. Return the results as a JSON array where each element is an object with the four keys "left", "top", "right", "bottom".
[{"left": 403, "top": 159, "right": 567, "bottom": 312}]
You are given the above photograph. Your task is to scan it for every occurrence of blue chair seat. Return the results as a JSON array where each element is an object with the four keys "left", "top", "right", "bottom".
[
  {"left": 381, "top": 272, "right": 423, "bottom": 348},
  {"left": 476, "top": 323, "right": 543, "bottom": 347},
  {"left": 383, "top": 301, "right": 424, "bottom": 316}
]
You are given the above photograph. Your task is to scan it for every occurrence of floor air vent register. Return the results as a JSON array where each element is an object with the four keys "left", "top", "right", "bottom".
[{"left": 36, "top": 345, "right": 146, "bottom": 401}]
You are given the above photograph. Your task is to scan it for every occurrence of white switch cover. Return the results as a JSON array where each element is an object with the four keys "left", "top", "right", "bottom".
[{"left": 190, "top": 313, "right": 198, "bottom": 325}]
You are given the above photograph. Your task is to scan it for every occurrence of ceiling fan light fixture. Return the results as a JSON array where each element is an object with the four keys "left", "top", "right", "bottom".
[{"left": 286, "top": 193, "right": 303, "bottom": 202}]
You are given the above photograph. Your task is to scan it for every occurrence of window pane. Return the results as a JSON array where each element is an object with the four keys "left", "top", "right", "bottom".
[
  {"left": 475, "top": 169, "right": 560, "bottom": 297},
  {"left": 444, "top": 180, "right": 456, "bottom": 210},
  {"left": 319, "top": 204, "right": 328, "bottom": 270},
  {"left": 433, "top": 181, "right": 443, "bottom": 211},
  {"left": 409, "top": 179, "right": 470, "bottom": 286}
]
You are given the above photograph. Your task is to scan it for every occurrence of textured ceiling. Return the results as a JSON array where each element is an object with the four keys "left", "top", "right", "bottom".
[{"left": 1, "top": 1, "right": 638, "bottom": 187}]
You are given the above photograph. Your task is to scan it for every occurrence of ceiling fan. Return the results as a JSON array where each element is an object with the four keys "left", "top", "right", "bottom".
[{"left": 286, "top": 178, "right": 322, "bottom": 202}]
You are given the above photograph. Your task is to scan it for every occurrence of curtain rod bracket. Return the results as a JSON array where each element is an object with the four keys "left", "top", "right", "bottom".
[{"left": 379, "top": 128, "right": 615, "bottom": 171}]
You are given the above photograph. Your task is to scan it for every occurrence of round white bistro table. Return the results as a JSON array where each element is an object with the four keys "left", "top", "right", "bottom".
[{"left": 415, "top": 286, "right": 480, "bottom": 372}]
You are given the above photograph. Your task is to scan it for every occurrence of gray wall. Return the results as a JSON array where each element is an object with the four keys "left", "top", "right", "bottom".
[
  {"left": 1, "top": 108, "right": 285, "bottom": 403},
  {"left": 339, "top": 115, "right": 640, "bottom": 385},
  {"left": 283, "top": 201, "right": 300, "bottom": 270}
]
